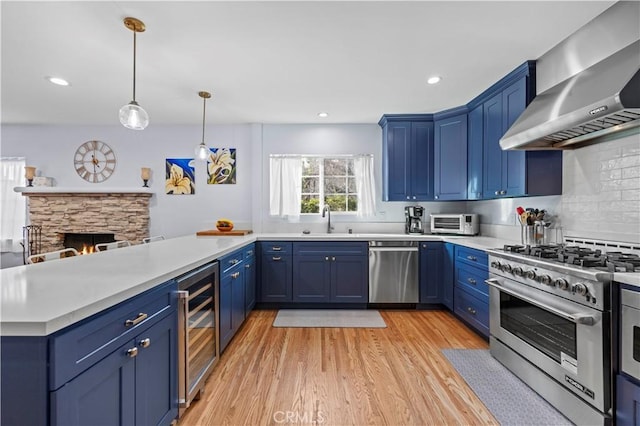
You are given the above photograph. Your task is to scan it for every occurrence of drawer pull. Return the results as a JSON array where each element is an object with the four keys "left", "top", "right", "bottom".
[
  {"left": 127, "top": 347, "right": 138, "bottom": 358},
  {"left": 125, "top": 312, "right": 148, "bottom": 327},
  {"left": 231, "top": 272, "right": 240, "bottom": 279},
  {"left": 272, "top": 246, "right": 282, "bottom": 251},
  {"left": 467, "top": 255, "right": 477, "bottom": 262},
  {"left": 247, "top": 250, "right": 253, "bottom": 255},
  {"left": 467, "top": 278, "right": 477, "bottom": 285},
  {"left": 467, "top": 307, "right": 477, "bottom": 315},
  {"left": 139, "top": 338, "right": 151, "bottom": 348},
  {"left": 245, "top": 264, "right": 251, "bottom": 269},
  {"left": 325, "top": 256, "right": 329, "bottom": 261},
  {"left": 230, "top": 259, "right": 240, "bottom": 265},
  {"left": 332, "top": 256, "right": 336, "bottom": 261},
  {"left": 272, "top": 256, "right": 282, "bottom": 261}
]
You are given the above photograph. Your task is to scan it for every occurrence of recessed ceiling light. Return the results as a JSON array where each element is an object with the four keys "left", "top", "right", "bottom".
[
  {"left": 427, "top": 76, "right": 441, "bottom": 85},
  {"left": 45, "top": 76, "right": 70, "bottom": 86},
  {"left": 318, "top": 112, "right": 329, "bottom": 118}
]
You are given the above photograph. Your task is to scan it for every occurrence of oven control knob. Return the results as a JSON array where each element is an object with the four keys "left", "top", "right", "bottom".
[
  {"left": 572, "top": 283, "right": 588, "bottom": 296},
  {"left": 525, "top": 270, "right": 536, "bottom": 280},
  {"left": 512, "top": 267, "right": 524, "bottom": 277},
  {"left": 501, "top": 264, "right": 512, "bottom": 273},
  {"left": 553, "top": 278, "right": 569, "bottom": 290},
  {"left": 490, "top": 261, "right": 501, "bottom": 269},
  {"left": 538, "top": 275, "right": 552, "bottom": 285}
]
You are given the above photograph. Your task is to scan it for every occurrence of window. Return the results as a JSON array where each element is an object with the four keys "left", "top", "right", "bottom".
[
  {"left": 1, "top": 158, "right": 27, "bottom": 251},
  {"left": 301, "top": 157, "right": 358, "bottom": 214}
]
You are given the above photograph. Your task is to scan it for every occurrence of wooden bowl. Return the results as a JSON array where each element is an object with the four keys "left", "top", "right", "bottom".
[{"left": 216, "top": 225, "right": 234, "bottom": 232}]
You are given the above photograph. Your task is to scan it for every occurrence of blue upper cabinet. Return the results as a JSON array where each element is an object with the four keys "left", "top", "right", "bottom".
[
  {"left": 434, "top": 109, "right": 468, "bottom": 200},
  {"left": 472, "top": 61, "right": 563, "bottom": 199},
  {"left": 467, "top": 105, "right": 483, "bottom": 200},
  {"left": 380, "top": 115, "right": 434, "bottom": 201}
]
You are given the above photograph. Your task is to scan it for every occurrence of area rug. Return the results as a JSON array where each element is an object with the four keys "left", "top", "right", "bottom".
[
  {"left": 442, "top": 349, "right": 572, "bottom": 426},
  {"left": 272, "top": 309, "right": 386, "bottom": 328}
]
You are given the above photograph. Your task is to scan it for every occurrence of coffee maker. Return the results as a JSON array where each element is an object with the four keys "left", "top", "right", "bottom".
[{"left": 405, "top": 206, "right": 424, "bottom": 234}]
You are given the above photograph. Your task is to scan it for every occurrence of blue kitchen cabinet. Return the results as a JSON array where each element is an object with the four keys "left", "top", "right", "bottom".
[
  {"left": 244, "top": 245, "right": 256, "bottom": 314},
  {"left": 434, "top": 110, "right": 468, "bottom": 200},
  {"left": 442, "top": 243, "right": 455, "bottom": 310},
  {"left": 453, "top": 246, "right": 489, "bottom": 337},
  {"left": 476, "top": 62, "right": 562, "bottom": 199},
  {"left": 419, "top": 242, "right": 443, "bottom": 304},
  {"left": 219, "top": 247, "right": 246, "bottom": 353},
  {"left": 293, "top": 242, "right": 368, "bottom": 303},
  {"left": 617, "top": 374, "right": 640, "bottom": 425},
  {"left": 379, "top": 115, "right": 435, "bottom": 201},
  {"left": 467, "top": 104, "right": 484, "bottom": 200},
  {"left": 51, "top": 312, "right": 177, "bottom": 426},
  {"left": 1, "top": 280, "right": 178, "bottom": 426},
  {"left": 259, "top": 242, "right": 293, "bottom": 303}
]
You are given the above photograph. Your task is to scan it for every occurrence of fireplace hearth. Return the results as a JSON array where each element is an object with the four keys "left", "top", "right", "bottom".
[{"left": 64, "top": 233, "right": 115, "bottom": 254}]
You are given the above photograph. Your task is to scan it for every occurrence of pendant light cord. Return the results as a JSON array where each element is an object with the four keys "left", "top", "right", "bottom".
[
  {"left": 132, "top": 30, "right": 137, "bottom": 102},
  {"left": 202, "top": 95, "right": 207, "bottom": 143}
]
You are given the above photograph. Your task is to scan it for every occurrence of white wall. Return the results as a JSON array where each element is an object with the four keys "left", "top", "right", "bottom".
[{"left": 1, "top": 124, "right": 254, "bottom": 238}]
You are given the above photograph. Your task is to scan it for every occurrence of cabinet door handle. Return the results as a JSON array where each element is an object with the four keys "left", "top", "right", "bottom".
[
  {"left": 467, "top": 255, "right": 477, "bottom": 261},
  {"left": 501, "top": 190, "right": 507, "bottom": 195},
  {"left": 125, "top": 312, "right": 148, "bottom": 327},
  {"left": 467, "top": 307, "right": 477, "bottom": 315},
  {"left": 232, "top": 272, "right": 240, "bottom": 279},
  {"left": 435, "top": 195, "right": 439, "bottom": 199},
  {"left": 272, "top": 256, "right": 281, "bottom": 261},
  {"left": 247, "top": 250, "right": 253, "bottom": 255},
  {"left": 332, "top": 256, "right": 336, "bottom": 261},
  {"left": 127, "top": 347, "right": 138, "bottom": 358},
  {"left": 272, "top": 247, "right": 282, "bottom": 251},
  {"left": 139, "top": 338, "right": 151, "bottom": 348},
  {"left": 325, "top": 256, "right": 329, "bottom": 261},
  {"left": 412, "top": 196, "right": 416, "bottom": 200},
  {"left": 245, "top": 264, "right": 251, "bottom": 269},
  {"left": 467, "top": 278, "right": 477, "bottom": 285}
]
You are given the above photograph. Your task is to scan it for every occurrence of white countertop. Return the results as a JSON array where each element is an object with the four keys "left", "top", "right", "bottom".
[
  {"left": 615, "top": 273, "right": 640, "bottom": 288},
  {"left": 0, "top": 233, "right": 510, "bottom": 337}
]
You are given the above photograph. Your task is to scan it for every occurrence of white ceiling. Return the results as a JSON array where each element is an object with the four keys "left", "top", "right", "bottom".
[{"left": 1, "top": 1, "right": 615, "bottom": 126}]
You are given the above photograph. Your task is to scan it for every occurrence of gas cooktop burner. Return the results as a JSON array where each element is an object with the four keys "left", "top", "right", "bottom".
[{"left": 501, "top": 244, "right": 640, "bottom": 272}]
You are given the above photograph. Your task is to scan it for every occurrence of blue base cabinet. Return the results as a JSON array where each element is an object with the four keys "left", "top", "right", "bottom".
[
  {"left": 219, "top": 246, "right": 250, "bottom": 353},
  {"left": 453, "top": 246, "right": 489, "bottom": 337},
  {"left": 617, "top": 374, "right": 640, "bottom": 425},
  {"left": 442, "top": 243, "right": 455, "bottom": 310},
  {"left": 379, "top": 115, "right": 435, "bottom": 201},
  {"left": 259, "top": 242, "right": 293, "bottom": 302},
  {"left": 419, "top": 242, "right": 443, "bottom": 304},
  {"left": 292, "top": 242, "right": 368, "bottom": 303},
  {"left": 1, "top": 280, "right": 178, "bottom": 426},
  {"left": 244, "top": 245, "right": 256, "bottom": 313}
]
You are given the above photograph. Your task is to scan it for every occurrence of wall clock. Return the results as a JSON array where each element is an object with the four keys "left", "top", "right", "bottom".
[{"left": 73, "top": 140, "right": 116, "bottom": 183}]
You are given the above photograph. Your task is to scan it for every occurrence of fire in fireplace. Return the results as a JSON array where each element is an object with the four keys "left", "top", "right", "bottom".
[{"left": 63, "top": 233, "right": 115, "bottom": 254}]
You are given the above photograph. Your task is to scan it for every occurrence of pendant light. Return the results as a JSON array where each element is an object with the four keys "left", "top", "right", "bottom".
[
  {"left": 195, "top": 91, "right": 212, "bottom": 160},
  {"left": 119, "top": 17, "right": 149, "bottom": 130}
]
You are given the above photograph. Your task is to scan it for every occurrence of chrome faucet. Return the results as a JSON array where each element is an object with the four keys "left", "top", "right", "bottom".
[{"left": 322, "top": 205, "right": 334, "bottom": 234}]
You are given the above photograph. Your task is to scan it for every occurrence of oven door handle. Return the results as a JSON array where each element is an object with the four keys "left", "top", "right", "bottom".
[{"left": 485, "top": 278, "right": 595, "bottom": 326}]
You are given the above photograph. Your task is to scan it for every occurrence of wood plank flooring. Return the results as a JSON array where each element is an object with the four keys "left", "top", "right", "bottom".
[{"left": 178, "top": 309, "right": 497, "bottom": 426}]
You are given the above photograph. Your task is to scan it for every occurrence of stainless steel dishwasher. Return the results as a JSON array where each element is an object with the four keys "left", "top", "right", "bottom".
[{"left": 368, "top": 241, "right": 419, "bottom": 303}]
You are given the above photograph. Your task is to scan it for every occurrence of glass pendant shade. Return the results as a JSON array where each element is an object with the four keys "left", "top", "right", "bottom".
[
  {"left": 195, "top": 142, "right": 210, "bottom": 160},
  {"left": 119, "top": 101, "right": 149, "bottom": 130}
]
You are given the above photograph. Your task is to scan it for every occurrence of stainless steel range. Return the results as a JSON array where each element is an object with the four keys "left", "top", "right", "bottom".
[{"left": 486, "top": 240, "right": 640, "bottom": 425}]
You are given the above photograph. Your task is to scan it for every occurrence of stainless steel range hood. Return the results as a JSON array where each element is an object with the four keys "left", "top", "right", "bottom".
[{"left": 500, "top": 40, "right": 640, "bottom": 150}]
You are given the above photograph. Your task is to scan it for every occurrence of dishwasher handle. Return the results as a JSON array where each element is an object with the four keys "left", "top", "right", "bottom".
[{"left": 368, "top": 246, "right": 419, "bottom": 252}]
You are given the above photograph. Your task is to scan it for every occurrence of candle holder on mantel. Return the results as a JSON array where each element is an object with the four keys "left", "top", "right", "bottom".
[
  {"left": 141, "top": 167, "right": 151, "bottom": 187},
  {"left": 25, "top": 166, "right": 36, "bottom": 187}
]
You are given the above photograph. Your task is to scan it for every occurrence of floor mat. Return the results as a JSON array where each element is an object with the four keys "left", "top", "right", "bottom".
[
  {"left": 272, "top": 309, "right": 386, "bottom": 328},
  {"left": 442, "top": 349, "right": 573, "bottom": 425}
]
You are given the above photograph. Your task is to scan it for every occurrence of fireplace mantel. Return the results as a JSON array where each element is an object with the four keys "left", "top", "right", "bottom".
[{"left": 15, "top": 187, "right": 154, "bottom": 195}]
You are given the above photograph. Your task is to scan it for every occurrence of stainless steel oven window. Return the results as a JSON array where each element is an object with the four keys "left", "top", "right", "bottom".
[{"left": 499, "top": 291, "right": 577, "bottom": 364}]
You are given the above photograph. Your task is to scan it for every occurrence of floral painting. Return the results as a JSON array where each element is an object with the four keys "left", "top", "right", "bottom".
[
  {"left": 165, "top": 158, "right": 195, "bottom": 195},
  {"left": 207, "top": 148, "right": 236, "bottom": 184}
]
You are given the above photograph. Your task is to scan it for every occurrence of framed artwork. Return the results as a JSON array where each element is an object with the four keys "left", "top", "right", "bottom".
[
  {"left": 165, "top": 158, "right": 195, "bottom": 194},
  {"left": 207, "top": 147, "right": 236, "bottom": 184}
]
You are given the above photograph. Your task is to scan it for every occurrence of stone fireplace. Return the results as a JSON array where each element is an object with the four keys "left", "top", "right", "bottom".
[{"left": 22, "top": 190, "right": 152, "bottom": 253}]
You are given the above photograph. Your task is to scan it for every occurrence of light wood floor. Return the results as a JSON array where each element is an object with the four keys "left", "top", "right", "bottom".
[{"left": 178, "top": 309, "right": 497, "bottom": 426}]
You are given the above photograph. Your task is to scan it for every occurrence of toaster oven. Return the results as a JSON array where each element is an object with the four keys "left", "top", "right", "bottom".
[{"left": 430, "top": 214, "right": 479, "bottom": 235}]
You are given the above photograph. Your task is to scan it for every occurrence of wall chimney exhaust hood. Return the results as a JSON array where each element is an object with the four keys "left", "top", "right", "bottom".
[{"left": 500, "top": 40, "right": 640, "bottom": 150}]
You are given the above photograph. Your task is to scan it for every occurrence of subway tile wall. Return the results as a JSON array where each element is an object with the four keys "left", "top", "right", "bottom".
[{"left": 561, "top": 133, "right": 640, "bottom": 243}]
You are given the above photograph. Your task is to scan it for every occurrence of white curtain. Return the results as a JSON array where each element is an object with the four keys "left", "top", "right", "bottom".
[
  {"left": 1, "top": 158, "right": 26, "bottom": 252},
  {"left": 354, "top": 155, "right": 376, "bottom": 217},
  {"left": 269, "top": 157, "right": 302, "bottom": 218}
]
